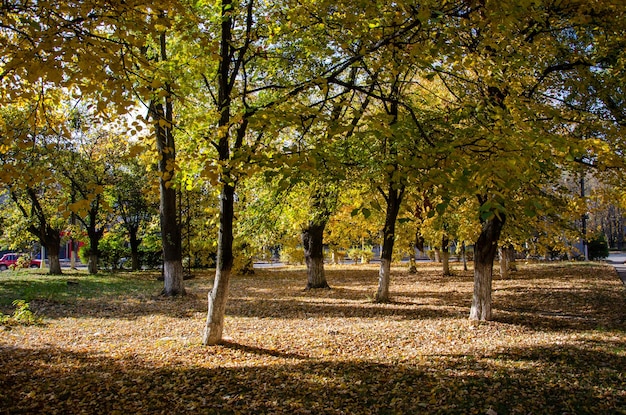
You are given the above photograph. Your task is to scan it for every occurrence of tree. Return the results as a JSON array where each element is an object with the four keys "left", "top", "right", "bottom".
[
  {"left": 58, "top": 108, "right": 126, "bottom": 275},
  {"left": 111, "top": 160, "right": 157, "bottom": 271},
  {"left": 0, "top": 99, "right": 68, "bottom": 274},
  {"left": 427, "top": 1, "right": 626, "bottom": 320}
]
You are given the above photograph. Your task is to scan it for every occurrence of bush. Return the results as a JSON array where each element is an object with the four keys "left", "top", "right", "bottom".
[
  {"left": 347, "top": 248, "right": 361, "bottom": 264},
  {"left": 347, "top": 247, "right": 374, "bottom": 264},
  {"left": 13, "top": 255, "right": 32, "bottom": 270},
  {"left": 0, "top": 300, "right": 43, "bottom": 328},
  {"left": 138, "top": 232, "right": 163, "bottom": 269},
  {"left": 77, "top": 244, "right": 89, "bottom": 265},
  {"left": 588, "top": 233, "right": 609, "bottom": 260},
  {"left": 99, "top": 232, "right": 130, "bottom": 270},
  {"left": 280, "top": 246, "right": 305, "bottom": 265}
]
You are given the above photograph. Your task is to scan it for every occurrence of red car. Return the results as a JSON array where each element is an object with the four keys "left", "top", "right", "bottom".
[{"left": 0, "top": 253, "right": 42, "bottom": 271}]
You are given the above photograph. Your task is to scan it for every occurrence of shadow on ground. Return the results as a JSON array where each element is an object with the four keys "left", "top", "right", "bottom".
[{"left": 0, "top": 340, "right": 623, "bottom": 415}]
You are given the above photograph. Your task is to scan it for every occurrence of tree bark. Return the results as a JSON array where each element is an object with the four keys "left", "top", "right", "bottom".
[
  {"left": 86, "top": 214, "right": 103, "bottom": 275},
  {"left": 507, "top": 246, "right": 517, "bottom": 271},
  {"left": 461, "top": 241, "right": 468, "bottom": 271},
  {"left": 88, "top": 253, "right": 98, "bottom": 274},
  {"left": 203, "top": 0, "right": 237, "bottom": 345},
  {"left": 499, "top": 245, "right": 517, "bottom": 278},
  {"left": 470, "top": 213, "right": 505, "bottom": 321},
  {"left": 129, "top": 227, "right": 141, "bottom": 271},
  {"left": 203, "top": 183, "right": 235, "bottom": 345},
  {"left": 499, "top": 247, "right": 508, "bottom": 279},
  {"left": 152, "top": 31, "right": 184, "bottom": 296},
  {"left": 375, "top": 184, "right": 404, "bottom": 303},
  {"left": 408, "top": 241, "right": 417, "bottom": 274},
  {"left": 442, "top": 234, "right": 451, "bottom": 276},
  {"left": 159, "top": 172, "right": 184, "bottom": 295},
  {"left": 302, "top": 223, "right": 330, "bottom": 289},
  {"left": 46, "top": 234, "right": 63, "bottom": 275}
]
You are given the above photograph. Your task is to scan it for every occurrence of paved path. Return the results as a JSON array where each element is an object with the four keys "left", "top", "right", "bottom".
[{"left": 606, "top": 253, "right": 626, "bottom": 286}]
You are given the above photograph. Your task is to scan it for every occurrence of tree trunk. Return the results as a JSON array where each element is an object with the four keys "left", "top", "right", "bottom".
[
  {"left": 88, "top": 253, "right": 98, "bottom": 274},
  {"left": 302, "top": 222, "right": 330, "bottom": 290},
  {"left": 507, "top": 246, "right": 517, "bottom": 271},
  {"left": 499, "top": 245, "right": 516, "bottom": 278},
  {"left": 434, "top": 249, "right": 441, "bottom": 263},
  {"left": 46, "top": 237, "right": 62, "bottom": 275},
  {"left": 70, "top": 240, "right": 76, "bottom": 269},
  {"left": 150, "top": 31, "right": 184, "bottom": 296},
  {"left": 499, "top": 247, "right": 508, "bottom": 279},
  {"left": 129, "top": 228, "right": 141, "bottom": 271},
  {"left": 470, "top": 214, "right": 506, "bottom": 321},
  {"left": 461, "top": 241, "right": 468, "bottom": 271},
  {"left": 86, "top": 223, "right": 103, "bottom": 275},
  {"left": 203, "top": 0, "right": 235, "bottom": 345},
  {"left": 442, "top": 234, "right": 451, "bottom": 276},
  {"left": 408, "top": 242, "right": 417, "bottom": 274},
  {"left": 203, "top": 183, "right": 235, "bottom": 345},
  {"left": 375, "top": 184, "right": 404, "bottom": 303}
]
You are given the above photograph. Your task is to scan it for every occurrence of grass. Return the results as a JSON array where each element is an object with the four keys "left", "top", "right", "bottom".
[{"left": 0, "top": 261, "right": 624, "bottom": 414}]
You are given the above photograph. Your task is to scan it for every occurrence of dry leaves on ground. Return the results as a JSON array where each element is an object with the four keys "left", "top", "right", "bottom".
[{"left": 0, "top": 262, "right": 624, "bottom": 414}]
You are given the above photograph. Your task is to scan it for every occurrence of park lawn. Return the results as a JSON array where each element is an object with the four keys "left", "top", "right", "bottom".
[{"left": 0, "top": 262, "right": 624, "bottom": 414}]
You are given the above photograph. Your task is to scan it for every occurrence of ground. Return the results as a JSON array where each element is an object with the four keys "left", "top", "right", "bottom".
[{"left": 0, "top": 262, "right": 624, "bottom": 414}]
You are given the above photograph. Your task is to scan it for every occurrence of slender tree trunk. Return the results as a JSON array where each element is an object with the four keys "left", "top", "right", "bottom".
[
  {"left": 434, "top": 249, "right": 441, "bottom": 263},
  {"left": 70, "top": 241, "right": 76, "bottom": 269},
  {"left": 507, "top": 246, "right": 517, "bottom": 271},
  {"left": 86, "top": 223, "right": 103, "bottom": 275},
  {"left": 302, "top": 223, "right": 330, "bottom": 289},
  {"left": 499, "top": 247, "right": 508, "bottom": 279},
  {"left": 375, "top": 184, "right": 404, "bottom": 303},
  {"left": 470, "top": 214, "right": 505, "bottom": 321},
  {"left": 203, "top": 0, "right": 236, "bottom": 345},
  {"left": 462, "top": 241, "right": 468, "bottom": 271},
  {"left": 442, "top": 234, "right": 451, "bottom": 276},
  {"left": 408, "top": 241, "right": 417, "bottom": 274},
  {"left": 159, "top": 175, "right": 184, "bottom": 294},
  {"left": 499, "top": 245, "right": 516, "bottom": 278},
  {"left": 149, "top": 31, "right": 185, "bottom": 296},
  {"left": 203, "top": 183, "right": 235, "bottom": 345},
  {"left": 129, "top": 228, "right": 141, "bottom": 271}
]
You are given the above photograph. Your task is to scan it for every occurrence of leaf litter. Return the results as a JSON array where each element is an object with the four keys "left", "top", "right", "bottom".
[{"left": 0, "top": 262, "right": 624, "bottom": 414}]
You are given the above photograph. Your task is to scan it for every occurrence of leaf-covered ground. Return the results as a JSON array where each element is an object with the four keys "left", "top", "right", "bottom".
[{"left": 1, "top": 262, "right": 625, "bottom": 414}]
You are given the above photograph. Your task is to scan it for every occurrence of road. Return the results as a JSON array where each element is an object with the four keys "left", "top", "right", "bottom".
[{"left": 607, "top": 252, "right": 626, "bottom": 286}]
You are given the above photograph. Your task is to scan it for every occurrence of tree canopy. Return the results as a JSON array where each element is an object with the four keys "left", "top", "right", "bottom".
[{"left": 1, "top": 0, "right": 625, "bottom": 339}]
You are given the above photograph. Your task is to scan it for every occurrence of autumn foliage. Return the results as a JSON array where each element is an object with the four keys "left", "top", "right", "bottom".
[{"left": 0, "top": 262, "right": 624, "bottom": 414}]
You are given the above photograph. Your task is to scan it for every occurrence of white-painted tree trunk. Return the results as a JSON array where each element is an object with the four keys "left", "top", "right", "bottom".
[
  {"left": 376, "top": 258, "right": 392, "bottom": 302},
  {"left": 163, "top": 260, "right": 185, "bottom": 296}
]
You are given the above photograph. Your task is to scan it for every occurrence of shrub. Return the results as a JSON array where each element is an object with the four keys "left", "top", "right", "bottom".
[
  {"left": 13, "top": 255, "right": 31, "bottom": 270},
  {"left": 360, "top": 246, "right": 374, "bottom": 263},
  {"left": 0, "top": 300, "right": 44, "bottom": 328},
  {"left": 347, "top": 248, "right": 361, "bottom": 264},
  {"left": 280, "top": 246, "right": 305, "bottom": 265},
  {"left": 99, "top": 232, "right": 130, "bottom": 270},
  {"left": 588, "top": 233, "right": 609, "bottom": 260},
  {"left": 78, "top": 245, "right": 90, "bottom": 265},
  {"left": 347, "top": 247, "right": 374, "bottom": 264},
  {"left": 138, "top": 232, "right": 163, "bottom": 269}
]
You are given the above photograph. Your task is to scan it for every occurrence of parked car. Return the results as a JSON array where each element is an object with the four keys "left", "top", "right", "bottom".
[{"left": 0, "top": 253, "right": 42, "bottom": 271}]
